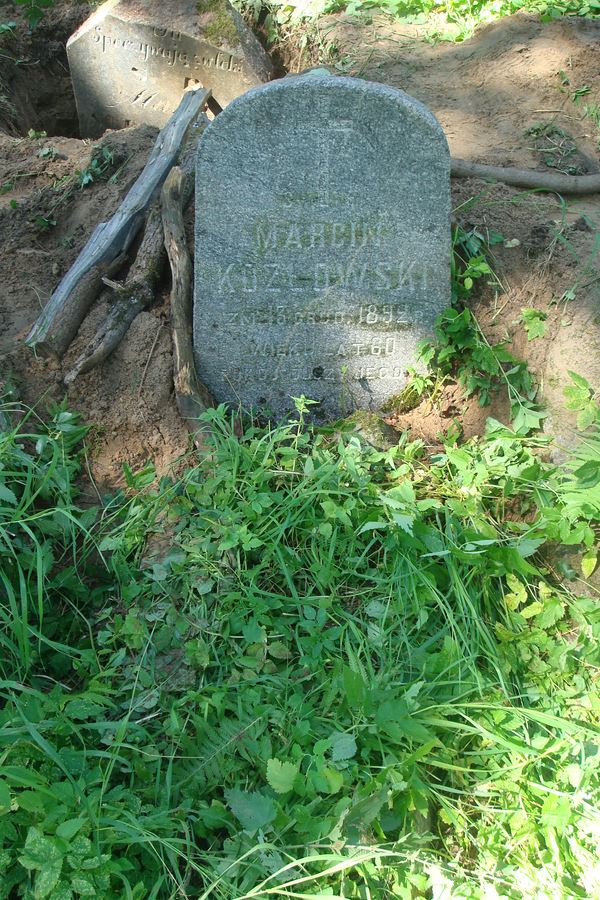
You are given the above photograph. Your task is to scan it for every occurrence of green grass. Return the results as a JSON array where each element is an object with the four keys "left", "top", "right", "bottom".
[{"left": 0, "top": 376, "right": 599, "bottom": 897}]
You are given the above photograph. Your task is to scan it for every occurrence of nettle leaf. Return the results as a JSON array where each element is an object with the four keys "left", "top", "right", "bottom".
[
  {"left": 70, "top": 875, "right": 96, "bottom": 896},
  {"left": 515, "top": 536, "right": 545, "bottom": 559},
  {"left": 266, "top": 758, "right": 298, "bottom": 794},
  {"left": 534, "top": 594, "right": 565, "bottom": 629},
  {"left": 364, "top": 600, "right": 387, "bottom": 619},
  {"left": 49, "top": 882, "right": 73, "bottom": 900},
  {"left": 224, "top": 788, "right": 276, "bottom": 834},
  {"left": 267, "top": 641, "right": 290, "bottom": 660},
  {"left": 66, "top": 835, "right": 93, "bottom": 869},
  {"left": 64, "top": 699, "right": 105, "bottom": 720},
  {"left": 330, "top": 732, "right": 357, "bottom": 762},
  {"left": 0, "top": 484, "right": 17, "bottom": 505}
]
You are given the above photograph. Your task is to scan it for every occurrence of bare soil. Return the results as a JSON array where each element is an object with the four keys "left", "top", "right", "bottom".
[{"left": 0, "top": 5, "right": 599, "bottom": 486}]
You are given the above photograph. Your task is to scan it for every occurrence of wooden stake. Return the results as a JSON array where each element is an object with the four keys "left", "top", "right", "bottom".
[{"left": 161, "top": 166, "right": 214, "bottom": 446}]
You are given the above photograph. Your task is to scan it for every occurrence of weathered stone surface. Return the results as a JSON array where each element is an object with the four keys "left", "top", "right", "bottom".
[
  {"left": 67, "top": 0, "right": 272, "bottom": 138},
  {"left": 194, "top": 72, "right": 451, "bottom": 421}
]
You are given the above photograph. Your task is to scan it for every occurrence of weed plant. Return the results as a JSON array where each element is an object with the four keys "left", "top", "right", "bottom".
[{"left": 0, "top": 380, "right": 599, "bottom": 897}]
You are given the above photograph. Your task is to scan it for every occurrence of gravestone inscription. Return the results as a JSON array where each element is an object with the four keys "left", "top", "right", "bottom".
[
  {"left": 67, "top": 0, "right": 272, "bottom": 138},
  {"left": 194, "top": 72, "right": 451, "bottom": 421}
]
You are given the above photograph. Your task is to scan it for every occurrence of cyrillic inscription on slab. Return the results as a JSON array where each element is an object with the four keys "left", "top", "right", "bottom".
[
  {"left": 194, "top": 73, "right": 451, "bottom": 421},
  {"left": 67, "top": 0, "right": 272, "bottom": 138}
]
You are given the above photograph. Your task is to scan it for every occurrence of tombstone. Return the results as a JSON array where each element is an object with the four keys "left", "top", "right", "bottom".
[
  {"left": 193, "top": 72, "right": 451, "bottom": 422},
  {"left": 67, "top": 0, "right": 272, "bottom": 138}
]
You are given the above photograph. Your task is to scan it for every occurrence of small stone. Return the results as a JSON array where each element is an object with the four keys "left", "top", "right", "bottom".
[
  {"left": 67, "top": 0, "right": 273, "bottom": 138},
  {"left": 193, "top": 72, "right": 451, "bottom": 422}
]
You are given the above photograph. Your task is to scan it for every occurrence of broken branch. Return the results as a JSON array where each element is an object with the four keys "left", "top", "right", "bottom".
[
  {"left": 26, "top": 86, "right": 211, "bottom": 358},
  {"left": 63, "top": 127, "right": 205, "bottom": 386},
  {"left": 63, "top": 203, "right": 164, "bottom": 384}
]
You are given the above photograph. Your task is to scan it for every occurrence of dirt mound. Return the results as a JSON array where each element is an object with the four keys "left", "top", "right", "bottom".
[
  {"left": 1, "top": 122, "right": 189, "bottom": 492},
  {"left": 322, "top": 12, "right": 600, "bottom": 172},
  {"left": 1, "top": 8, "right": 599, "bottom": 488}
]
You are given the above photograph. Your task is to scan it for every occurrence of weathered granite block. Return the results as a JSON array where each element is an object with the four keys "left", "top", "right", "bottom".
[
  {"left": 67, "top": 0, "right": 272, "bottom": 138},
  {"left": 194, "top": 72, "right": 451, "bottom": 421}
]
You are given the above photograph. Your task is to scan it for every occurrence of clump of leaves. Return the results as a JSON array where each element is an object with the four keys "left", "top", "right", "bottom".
[
  {"left": 416, "top": 225, "right": 546, "bottom": 432},
  {"left": 14, "top": 0, "right": 53, "bottom": 28},
  {"left": 33, "top": 214, "right": 56, "bottom": 230},
  {"left": 564, "top": 370, "right": 600, "bottom": 429},
  {"left": 451, "top": 224, "right": 501, "bottom": 302},
  {"left": 419, "top": 307, "right": 546, "bottom": 432},
  {"left": 321, "top": 0, "right": 600, "bottom": 45},
  {"left": 37, "top": 145, "right": 59, "bottom": 160}
]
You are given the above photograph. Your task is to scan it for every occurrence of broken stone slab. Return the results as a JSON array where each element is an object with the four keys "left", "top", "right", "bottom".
[
  {"left": 193, "top": 71, "right": 451, "bottom": 422},
  {"left": 67, "top": 0, "right": 272, "bottom": 138}
]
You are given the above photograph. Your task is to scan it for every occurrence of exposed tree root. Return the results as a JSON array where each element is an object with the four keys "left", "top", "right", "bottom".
[{"left": 451, "top": 157, "right": 600, "bottom": 195}]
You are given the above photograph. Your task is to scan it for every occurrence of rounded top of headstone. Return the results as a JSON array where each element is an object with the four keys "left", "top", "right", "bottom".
[
  {"left": 194, "top": 70, "right": 451, "bottom": 422},
  {"left": 199, "top": 71, "right": 449, "bottom": 154}
]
